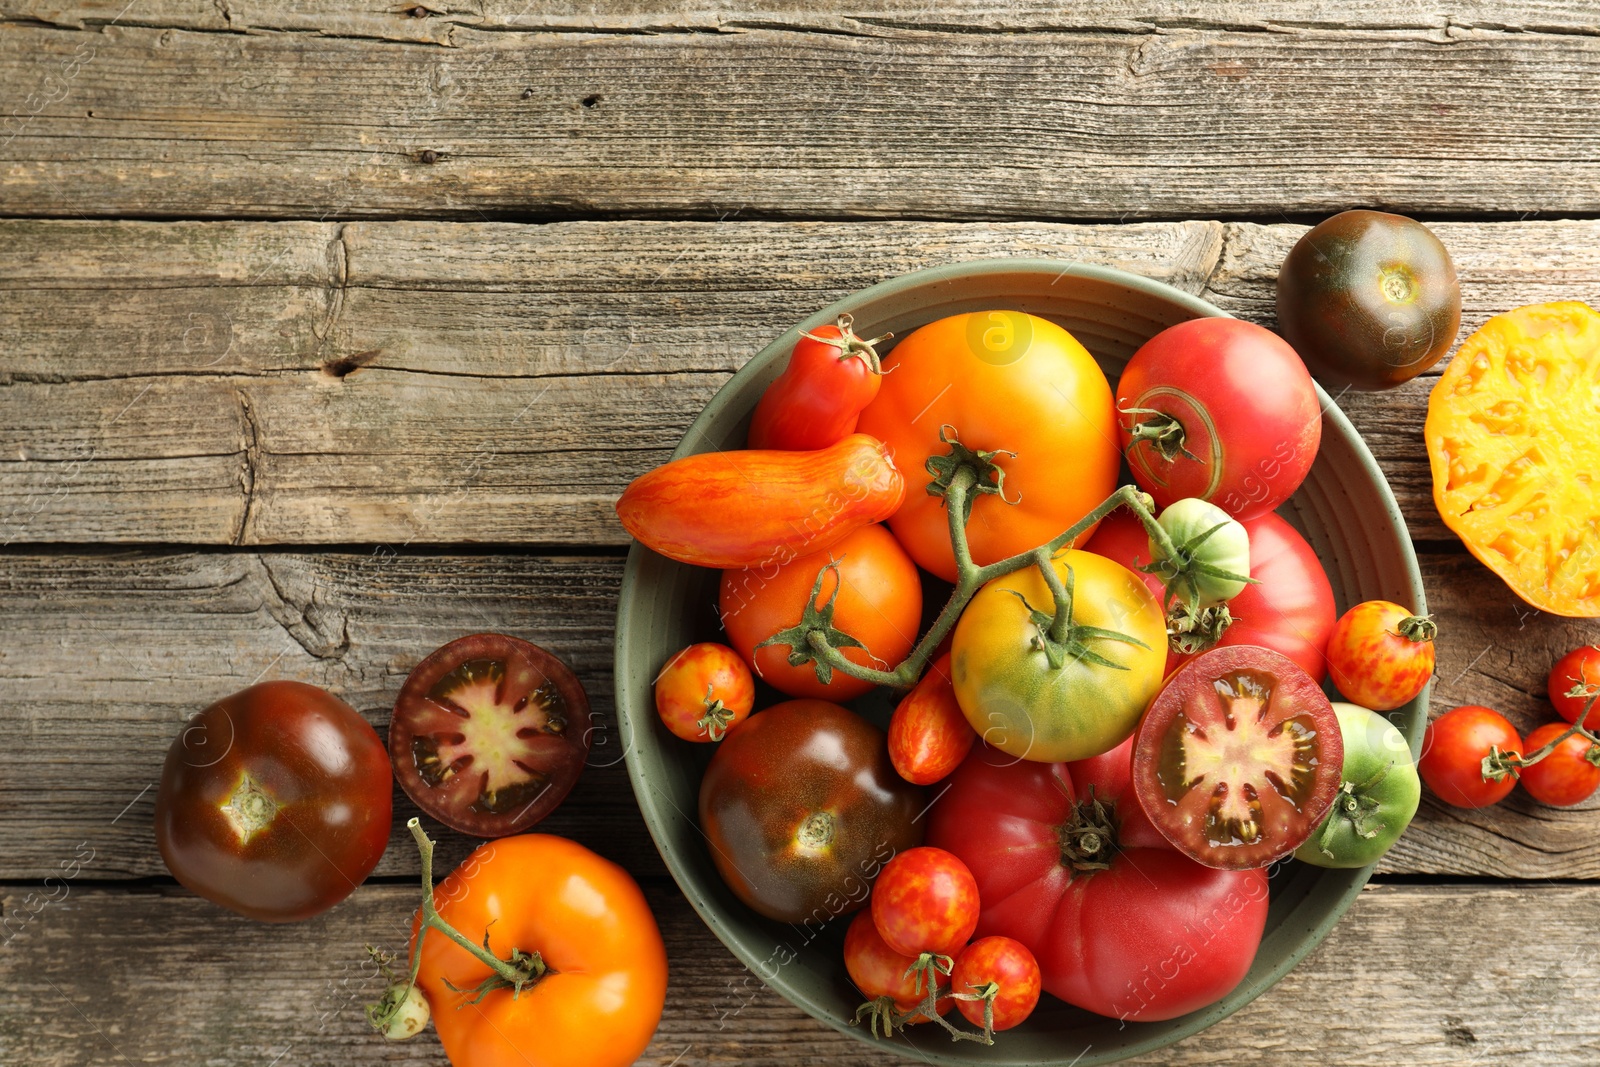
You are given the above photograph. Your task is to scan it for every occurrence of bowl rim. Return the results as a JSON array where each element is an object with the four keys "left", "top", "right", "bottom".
[{"left": 615, "top": 257, "right": 1427, "bottom": 1063}]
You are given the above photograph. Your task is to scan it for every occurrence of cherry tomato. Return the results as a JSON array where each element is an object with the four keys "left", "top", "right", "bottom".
[
  {"left": 870, "top": 846, "right": 980, "bottom": 958},
  {"left": 887, "top": 654, "right": 977, "bottom": 785},
  {"left": 1518, "top": 723, "right": 1600, "bottom": 807},
  {"left": 842, "top": 910, "right": 951, "bottom": 1023},
  {"left": 1549, "top": 645, "right": 1600, "bottom": 726},
  {"left": 1117, "top": 317, "right": 1321, "bottom": 520},
  {"left": 154, "top": 681, "right": 392, "bottom": 922},
  {"left": 414, "top": 834, "right": 667, "bottom": 1067},
  {"left": 699, "top": 700, "right": 924, "bottom": 923},
  {"left": 654, "top": 642, "right": 755, "bottom": 742},
  {"left": 1326, "top": 600, "right": 1436, "bottom": 711},
  {"left": 1419, "top": 706, "right": 1522, "bottom": 808},
  {"left": 748, "top": 314, "right": 888, "bottom": 450},
  {"left": 856, "top": 310, "right": 1119, "bottom": 582},
  {"left": 1133, "top": 645, "right": 1344, "bottom": 869},
  {"left": 950, "top": 936, "right": 1041, "bottom": 1032},
  {"left": 389, "top": 634, "right": 592, "bottom": 838},
  {"left": 720, "top": 523, "right": 922, "bottom": 702}
]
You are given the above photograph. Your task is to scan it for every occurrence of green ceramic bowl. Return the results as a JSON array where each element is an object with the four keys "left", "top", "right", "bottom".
[{"left": 615, "top": 260, "right": 1427, "bottom": 1064}]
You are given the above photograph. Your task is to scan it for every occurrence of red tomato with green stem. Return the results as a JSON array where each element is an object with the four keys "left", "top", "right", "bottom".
[
  {"left": 749, "top": 315, "right": 889, "bottom": 450},
  {"left": 843, "top": 910, "right": 951, "bottom": 1024},
  {"left": 870, "top": 846, "right": 981, "bottom": 959},
  {"left": 1326, "top": 601, "right": 1436, "bottom": 711},
  {"left": 927, "top": 739, "right": 1268, "bottom": 1022},
  {"left": 1117, "top": 317, "right": 1321, "bottom": 520},
  {"left": 1549, "top": 645, "right": 1600, "bottom": 725},
  {"left": 1518, "top": 723, "right": 1600, "bottom": 807},
  {"left": 654, "top": 642, "right": 755, "bottom": 742},
  {"left": 950, "top": 937, "right": 1041, "bottom": 1032},
  {"left": 1419, "top": 706, "right": 1522, "bottom": 808},
  {"left": 888, "top": 654, "right": 978, "bottom": 785}
]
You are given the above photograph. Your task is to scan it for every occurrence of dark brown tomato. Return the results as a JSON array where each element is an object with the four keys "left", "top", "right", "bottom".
[
  {"left": 389, "top": 634, "right": 592, "bottom": 838},
  {"left": 155, "top": 681, "right": 393, "bottom": 923},
  {"left": 699, "top": 700, "right": 924, "bottom": 924},
  {"left": 1277, "top": 209, "right": 1461, "bottom": 391}
]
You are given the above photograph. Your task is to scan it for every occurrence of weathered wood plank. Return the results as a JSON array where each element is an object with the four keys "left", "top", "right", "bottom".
[
  {"left": 1, "top": 882, "right": 1596, "bottom": 1066},
  {"left": 1, "top": 548, "right": 1595, "bottom": 882},
  {"left": 2, "top": 21, "right": 1599, "bottom": 219}
]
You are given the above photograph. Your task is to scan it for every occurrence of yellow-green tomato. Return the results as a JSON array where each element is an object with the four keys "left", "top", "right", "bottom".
[
  {"left": 1294, "top": 702, "right": 1421, "bottom": 869},
  {"left": 950, "top": 549, "right": 1167, "bottom": 763},
  {"left": 1151, "top": 497, "right": 1251, "bottom": 608}
]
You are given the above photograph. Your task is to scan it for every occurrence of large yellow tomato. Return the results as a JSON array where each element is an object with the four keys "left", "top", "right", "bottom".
[
  {"left": 1426, "top": 302, "right": 1600, "bottom": 617},
  {"left": 950, "top": 549, "right": 1167, "bottom": 762},
  {"left": 856, "top": 311, "right": 1119, "bottom": 582}
]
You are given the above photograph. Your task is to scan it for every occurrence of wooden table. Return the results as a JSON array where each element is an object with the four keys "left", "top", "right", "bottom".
[{"left": 2, "top": 4, "right": 1598, "bottom": 1063}]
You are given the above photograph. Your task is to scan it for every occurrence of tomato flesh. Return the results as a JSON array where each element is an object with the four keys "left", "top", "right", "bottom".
[
  {"left": 390, "top": 634, "right": 591, "bottom": 838},
  {"left": 1134, "top": 645, "right": 1342, "bottom": 869}
]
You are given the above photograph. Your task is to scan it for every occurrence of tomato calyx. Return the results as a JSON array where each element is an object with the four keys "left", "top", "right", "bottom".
[
  {"left": 1057, "top": 787, "right": 1118, "bottom": 874},
  {"left": 1480, "top": 745, "right": 1522, "bottom": 784},
  {"left": 1310, "top": 762, "right": 1393, "bottom": 860},
  {"left": 1396, "top": 613, "right": 1438, "bottom": 643},
  {"left": 1118, "top": 404, "right": 1200, "bottom": 463},
  {"left": 800, "top": 313, "right": 892, "bottom": 375},
  {"left": 1005, "top": 560, "right": 1150, "bottom": 673},
  {"left": 753, "top": 560, "right": 869, "bottom": 686},
  {"left": 694, "top": 684, "right": 737, "bottom": 742},
  {"left": 1166, "top": 602, "right": 1234, "bottom": 655},
  {"left": 924, "top": 424, "right": 1018, "bottom": 527},
  {"left": 851, "top": 960, "right": 1000, "bottom": 1047}
]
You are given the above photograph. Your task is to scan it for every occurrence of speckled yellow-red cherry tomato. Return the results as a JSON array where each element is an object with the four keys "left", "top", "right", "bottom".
[
  {"left": 1326, "top": 600, "right": 1435, "bottom": 711},
  {"left": 654, "top": 642, "right": 755, "bottom": 742}
]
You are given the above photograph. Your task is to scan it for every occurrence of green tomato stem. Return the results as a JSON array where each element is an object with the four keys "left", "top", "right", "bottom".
[{"left": 1506, "top": 689, "right": 1600, "bottom": 771}]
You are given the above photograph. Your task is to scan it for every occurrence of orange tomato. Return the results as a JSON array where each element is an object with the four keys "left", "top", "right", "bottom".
[
  {"left": 654, "top": 642, "right": 755, "bottom": 741},
  {"left": 856, "top": 311, "right": 1119, "bottom": 582},
  {"left": 413, "top": 835, "right": 667, "bottom": 1067},
  {"left": 719, "top": 523, "right": 922, "bottom": 701}
]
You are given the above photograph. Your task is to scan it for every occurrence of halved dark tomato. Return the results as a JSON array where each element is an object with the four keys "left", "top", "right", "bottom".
[
  {"left": 389, "top": 633, "right": 591, "bottom": 838},
  {"left": 1132, "top": 645, "right": 1343, "bottom": 870}
]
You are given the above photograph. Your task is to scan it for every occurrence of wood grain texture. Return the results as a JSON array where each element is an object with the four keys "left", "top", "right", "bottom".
[
  {"left": 5, "top": 217, "right": 1600, "bottom": 545},
  {"left": 1, "top": 547, "right": 1595, "bottom": 882},
  {"left": 2, "top": 882, "right": 1597, "bottom": 1066},
  {"left": 3, "top": 19, "right": 1600, "bottom": 219}
]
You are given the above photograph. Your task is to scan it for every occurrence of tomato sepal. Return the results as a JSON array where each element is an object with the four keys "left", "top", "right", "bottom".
[{"left": 751, "top": 559, "right": 867, "bottom": 686}]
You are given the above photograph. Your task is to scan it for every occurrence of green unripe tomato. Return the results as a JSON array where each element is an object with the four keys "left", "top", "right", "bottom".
[
  {"left": 1150, "top": 498, "right": 1251, "bottom": 608},
  {"left": 1295, "top": 702, "right": 1421, "bottom": 869}
]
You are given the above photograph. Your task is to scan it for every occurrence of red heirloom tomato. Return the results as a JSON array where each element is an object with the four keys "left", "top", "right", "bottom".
[
  {"left": 1133, "top": 645, "right": 1344, "bottom": 870},
  {"left": 1419, "top": 706, "right": 1522, "bottom": 808},
  {"left": 749, "top": 314, "right": 888, "bottom": 451},
  {"left": 616, "top": 433, "right": 905, "bottom": 569},
  {"left": 654, "top": 642, "right": 755, "bottom": 742},
  {"left": 155, "top": 681, "right": 392, "bottom": 922},
  {"left": 720, "top": 523, "right": 921, "bottom": 702},
  {"left": 699, "top": 700, "right": 924, "bottom": 924},
  {"left": 1326, "top": 600, "right": 1436, "bottom": 711},
  {"left": 843, "top": 910, "right": 951, "bottom": 1023},
  {"left": 856, "top": 310, "right": 1119, "bottom": 582},
  {"left": 888, "top": 654, "right": 977, "bottom": 785},
  {"left": 1519, "top": 723, "right": 1600, "bottom": 807},
  {"left": 1117, "top": 318, "right": 1321, "bottom": 520},
  {"left": 414, "top": 834, "right": 667, "bottom": 1067},
  {"left": 870, "top": 846, "right": 981, "bottom": 958},
  {"left": 928, "top": 740, "right": 1268, "bottom": 1022},
  {"left": 950, "top": 937, "right": 1041, "bottom": 1032},
  {"left": 389, "top": 634, "right": 592, "bottom": 838},
  {"left": 1549, "top": 645, "right": 1600, "bottom": 725}
]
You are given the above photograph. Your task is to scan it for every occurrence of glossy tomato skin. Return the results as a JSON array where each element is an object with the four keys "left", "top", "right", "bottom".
[
  {"left": 950, "top": 937, "right": 1041, "bottom": 1031},
  {"left": 951, "top": 549, "right": 1167, "bottom": 763},
  {"left": 155, "top": 681, "right": 391, "bottom": 923},
  {"left": 1549, "top": 645, "right": 1600, "bottom": 725},
  {"left": 888, "top": 654, "right": 977, "bottom": 785},
  {"left": 843, "top": 910, "right": 951, "bottom": 1022},
  {"left": 1277, "top": 210, "right": 1461, "bottom": 391},
  {"left": 654, "top": 642, "right": 755, "bottom": 742},
  {"left": 857, "top": 311, "right": 1119, "bottom": 582},
  {"left": 616, "top": 433, "right": 905, "bottom": 569},
  {"left": 1419, "top": 706, "right": 1522, "bottom": 808},
  {"left": 1295, "top": 703, "right": 1422, "bottom": 869},
  {"left": 415, "top": 834, "right": 667, "bottom": 1067},
  {"left": 928, "top": 741, "right": 1267, "bottom": 1022},
  {"left": 1326, "top": 601, "right": 1435, "bottom": 711},
  {"left": 1117, "top": 318, "right": 1321, "bottom": 520},
  {"left": 870, "top": 846, "right": 981, "bottom": 958},
  {"left": 1133, "top": 645, "right": 1344, "bottom": 870},
  {"left": 720, "top": 523, "right": 921, "bottom": 702},
  {"left": 699, "top": 700, "right": 924, "bottom": 924},
  {"left": 1517, "top": 723, "right": 1600, "bottom": 807},
  {"left": 749, "top": 318, "right": 883, "bottom": 450}
]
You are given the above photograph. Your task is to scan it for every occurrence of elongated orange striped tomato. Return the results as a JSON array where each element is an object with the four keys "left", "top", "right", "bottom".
[{"left": 615, "top": 433, "right": 904, "bottom": 568}]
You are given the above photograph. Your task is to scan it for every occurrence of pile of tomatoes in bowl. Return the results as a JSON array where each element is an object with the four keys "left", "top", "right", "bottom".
[{"left": 616, "top": 270, "right": 1435, "bottom": 1059}]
